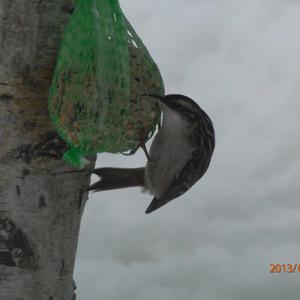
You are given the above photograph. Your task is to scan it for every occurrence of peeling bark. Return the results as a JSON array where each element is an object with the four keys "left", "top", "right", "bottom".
[{"left": 0, "top": 1, "right": 95, "bottom": 299}]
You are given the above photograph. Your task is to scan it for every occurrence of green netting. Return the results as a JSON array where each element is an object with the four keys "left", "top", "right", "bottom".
[{"left": 48, "top": 0, "right": 164, "bottom": 167}]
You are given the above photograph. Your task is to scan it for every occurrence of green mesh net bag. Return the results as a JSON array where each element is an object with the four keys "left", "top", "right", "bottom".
[{"left": 48, "top": 0, "right": 164, "bottom": 167}]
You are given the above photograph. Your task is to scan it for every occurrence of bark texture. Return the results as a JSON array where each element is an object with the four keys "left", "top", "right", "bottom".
[{"left": 0, "top": 1, "right": 95, "bottom": 299}]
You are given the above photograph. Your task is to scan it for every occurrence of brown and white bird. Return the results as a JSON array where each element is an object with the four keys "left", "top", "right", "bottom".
[{"left": 88, "top": 94, "right": 215, "bottom": 214}]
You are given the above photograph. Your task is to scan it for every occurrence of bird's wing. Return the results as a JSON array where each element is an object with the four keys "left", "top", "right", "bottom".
[{"left": 145, "top": 149, "right": 211, "bottom": 214}]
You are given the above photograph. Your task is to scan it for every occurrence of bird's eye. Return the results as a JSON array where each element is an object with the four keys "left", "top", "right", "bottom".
[{"left": 172, "top": 102, "right": 182, "bottom": 110}]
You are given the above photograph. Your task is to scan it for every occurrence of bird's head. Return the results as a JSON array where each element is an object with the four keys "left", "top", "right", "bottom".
[{"left": 142, "top": 94, "right": 210, "bottom": 124}]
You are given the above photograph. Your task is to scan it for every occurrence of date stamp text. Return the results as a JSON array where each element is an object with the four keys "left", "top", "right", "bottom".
[{"left": 269, "top": 264, "right": 300, "bottom": 274}]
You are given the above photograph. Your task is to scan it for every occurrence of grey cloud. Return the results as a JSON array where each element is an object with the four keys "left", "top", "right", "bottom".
[{"left": 74, "top": 0, "right": 300, "bottom": 299}]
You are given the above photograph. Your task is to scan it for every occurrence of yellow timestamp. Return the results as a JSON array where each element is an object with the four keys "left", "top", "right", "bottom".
[{"left": 269, "top": 264, "right": 300, "bottom": 274}]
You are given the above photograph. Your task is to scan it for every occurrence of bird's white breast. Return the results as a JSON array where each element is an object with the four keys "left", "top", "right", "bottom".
[{"left": 145, "top": 109, "right": 191, "bottom": 198}]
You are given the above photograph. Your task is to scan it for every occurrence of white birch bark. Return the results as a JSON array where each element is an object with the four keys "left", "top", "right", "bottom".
[{"left": 0, "top": 1, "right": 95, "bottom": 299}]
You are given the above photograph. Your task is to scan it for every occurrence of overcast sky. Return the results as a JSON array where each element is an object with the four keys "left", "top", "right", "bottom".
[{"left": 74, "top": 0, "right": 300, "bottom": 299}]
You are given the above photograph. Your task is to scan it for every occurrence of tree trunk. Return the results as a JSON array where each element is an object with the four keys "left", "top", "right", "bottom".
[{"left": 0, "top": 1, "right": 95, "bottom": 299}]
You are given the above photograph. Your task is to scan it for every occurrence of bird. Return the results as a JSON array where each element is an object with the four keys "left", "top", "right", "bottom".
[{"left": 88, "top": 94, "right": 215, "bottom": 214}]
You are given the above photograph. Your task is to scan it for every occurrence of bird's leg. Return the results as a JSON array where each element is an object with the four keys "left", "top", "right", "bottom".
[
  {"left": 158, "top": 118, "right": 161, "bottom": 130},
  {"left": 122, "top": 141, "right": 149, "bottom": 160},
  {"left": 137, "top": 127, "right": 151, "bottom": 160},
  {"left": 140, "top": 142, "right": 150, "bottom": 160},
  {"left": 122, "top": 127, "right": 150, "bottom": 160}
]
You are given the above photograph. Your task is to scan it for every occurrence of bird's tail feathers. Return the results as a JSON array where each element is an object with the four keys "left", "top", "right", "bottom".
[
  {"left": 145, "top": 197, "right": 170, "bottom": 214},
  {"left": 88, "top": 167, "right": 145, "bottom": 192}
]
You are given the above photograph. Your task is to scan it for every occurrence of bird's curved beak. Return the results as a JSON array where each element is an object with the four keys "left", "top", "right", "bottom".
[{"left": 141, "top": 94, "right": 167, "bottom": 107}]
